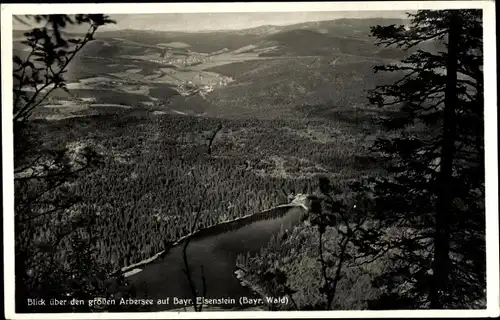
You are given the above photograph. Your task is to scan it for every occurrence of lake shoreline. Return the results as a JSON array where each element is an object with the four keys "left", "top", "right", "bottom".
[{"left": 114, "top": 194, "right": 311, "bottom": 277}]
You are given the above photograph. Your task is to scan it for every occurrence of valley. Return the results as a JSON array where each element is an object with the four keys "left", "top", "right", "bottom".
[
  {"left": 13, "top": 18, "right": 409, "bottom": 122},
  {"left": 15, "top": 18, "right": 399, "bottom": 308}
]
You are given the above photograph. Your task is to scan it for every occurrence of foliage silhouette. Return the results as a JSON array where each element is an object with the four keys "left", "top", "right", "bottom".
[
  {"left": 354, "top": 9, "right": 485, "bottom": 309},
  {"left": 12, "top": 14, "right": 130, "bottom": 312}
]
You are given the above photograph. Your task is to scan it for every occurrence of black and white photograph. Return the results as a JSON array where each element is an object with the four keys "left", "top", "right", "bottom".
[{"left": 2, "top": 1, "right": 498, "bottom": 318}]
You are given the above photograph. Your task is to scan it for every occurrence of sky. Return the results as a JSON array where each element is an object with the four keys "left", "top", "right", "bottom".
[{"left": 13, "top": 11, "right": 410, "bottom": 32}]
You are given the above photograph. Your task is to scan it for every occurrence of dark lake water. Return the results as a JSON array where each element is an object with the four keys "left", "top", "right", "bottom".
[{"left": 127, "top": 206, "right": 307, "bottom": 311}]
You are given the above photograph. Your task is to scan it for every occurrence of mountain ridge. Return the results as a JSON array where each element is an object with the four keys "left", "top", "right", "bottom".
[{"left": 13, "top": 17, "right": 409, "bottom": 38}]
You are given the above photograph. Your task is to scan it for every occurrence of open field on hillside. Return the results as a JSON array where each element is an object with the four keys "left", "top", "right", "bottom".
[
  {"left": 14, "top": 25, "right": 407, "bottom": 123},
  {"left": 19, "top": 36, "right": 403, "bottom": 123}
]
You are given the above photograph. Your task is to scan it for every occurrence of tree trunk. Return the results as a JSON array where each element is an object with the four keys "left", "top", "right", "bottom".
[{"left": 429, "top": 12, "right": 460, "bottom": 309}]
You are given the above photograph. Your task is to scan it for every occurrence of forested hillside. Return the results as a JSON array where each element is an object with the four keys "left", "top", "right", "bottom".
[{"left": 19, "top": 107, "right": 379, "bottom": 272}]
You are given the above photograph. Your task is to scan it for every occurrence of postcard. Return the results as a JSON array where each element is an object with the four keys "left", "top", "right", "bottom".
[{"left": 2, "top": 1, "right": 498, "bottom": 319}]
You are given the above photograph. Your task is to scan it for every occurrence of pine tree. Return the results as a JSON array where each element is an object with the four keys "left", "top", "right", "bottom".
[{"left": 354, "top": 9, "right": 485, "bottom": 308}]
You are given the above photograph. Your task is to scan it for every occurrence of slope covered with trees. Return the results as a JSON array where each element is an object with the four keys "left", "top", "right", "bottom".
[
  {"left": 23, "top": 109, "right": 377, "bottom": 274},
  {"left": 239, "top": 9, "right": 485, "bottom": 310}
]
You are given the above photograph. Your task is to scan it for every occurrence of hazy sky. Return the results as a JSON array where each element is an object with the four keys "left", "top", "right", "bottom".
[{"left": 13, "top": 11, "right": 410, "bottom": 32}]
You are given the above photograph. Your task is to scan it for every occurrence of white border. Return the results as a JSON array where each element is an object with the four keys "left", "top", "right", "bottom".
[
  {"left": 2, "top": 2, "right": 498, "bottom": 319},
  {"left": 0, "top": 1, "right": 492, "bottom": 14}
]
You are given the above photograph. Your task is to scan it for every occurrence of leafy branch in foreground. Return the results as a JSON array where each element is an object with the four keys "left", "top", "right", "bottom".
[
  {"left": 13, "top": 14, "right": 115, "bottom": 122},
  {"left": 14, "top": 14, "right": 118, "bottom": 313},
  {"left": 303, "top": 177, "right": 371, "bottom": 310}
]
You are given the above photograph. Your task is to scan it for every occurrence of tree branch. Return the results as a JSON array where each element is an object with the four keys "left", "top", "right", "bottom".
[
  {"left": 14, "top": 23, "right": 99, "bottom": 121},
  {"left": 182, "top": 182, "right": 208, "bottom": 312}
]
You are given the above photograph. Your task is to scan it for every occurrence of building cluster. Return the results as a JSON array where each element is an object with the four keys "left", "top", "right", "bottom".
[
  {"left": 149, "top": 52, "right": 216, "bottom": 66},
  {"left": 176, "top": 74, "right": 234, "bottom": 97}
]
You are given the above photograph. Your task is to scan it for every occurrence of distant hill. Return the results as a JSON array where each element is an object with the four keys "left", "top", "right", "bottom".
[
  {"left": 11, "top": 16, "right": 432, "bottom": 77},
  {"left": 13, "top": 18, "right": 411, "bottom": 56},
  {"left": 204, "top": 54, "right": 403, "bottom": 119},
  {"left": 260, "top": 29, "right": 363, "bottom": 56},
  {"left": 70, "top": 18, "right": 410, "bottom": 53},
  {"left": 255, "top": 28, "right": 406, "bottom": 59},
  {"left": 87, "top": 19, "right": 410, "bottom": 58},
  {"left": 230, "top": 24, "right": 282, "bottom": 36},
  {"left": 94, "top": 29, "right": 261, "bottom": 53},
  {"left": 280, "top": 18, "right": 408, "bottom": 36},
  {"left": 203, "top": 18, "right": 409, "bottom": 38}
]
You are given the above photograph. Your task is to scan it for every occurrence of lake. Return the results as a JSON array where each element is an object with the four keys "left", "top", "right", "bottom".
[{"left": 127, "top": 205, "right": 308, "bottom": 311}]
